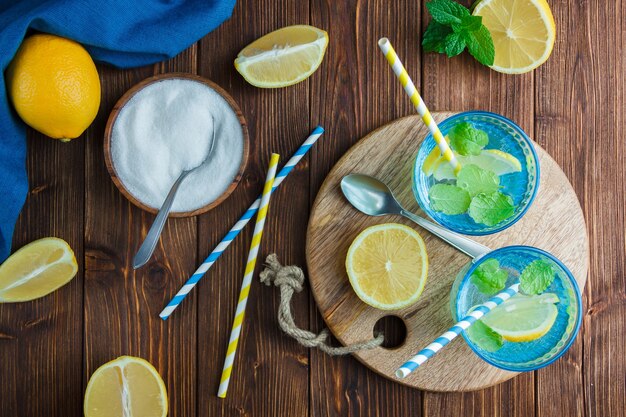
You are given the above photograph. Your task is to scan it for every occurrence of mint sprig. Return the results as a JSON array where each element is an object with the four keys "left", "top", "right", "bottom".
[{"left": 422, "top": 0, "right": 495, "bottom": 66}]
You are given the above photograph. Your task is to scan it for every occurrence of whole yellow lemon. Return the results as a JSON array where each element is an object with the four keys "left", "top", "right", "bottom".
[{"left": 6, "top": 34, "right": 101, "bottom": 141}]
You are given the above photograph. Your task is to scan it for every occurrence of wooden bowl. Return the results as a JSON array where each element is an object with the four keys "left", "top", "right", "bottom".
[{"left": 103, "top": 73, "right": 249, "bottom": 217}]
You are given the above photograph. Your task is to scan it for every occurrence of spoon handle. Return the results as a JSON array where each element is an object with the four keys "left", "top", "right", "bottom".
[
  {"left": 400, "top": 209, "right": 491, "bottom": 259},
  {"left": 133, "top": 170, "right": 191, "bottom": 269}
]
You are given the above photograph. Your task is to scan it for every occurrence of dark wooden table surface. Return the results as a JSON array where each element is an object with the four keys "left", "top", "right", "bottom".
[{"left": 1, "top": 0, "right": 624, "bottom": 416}]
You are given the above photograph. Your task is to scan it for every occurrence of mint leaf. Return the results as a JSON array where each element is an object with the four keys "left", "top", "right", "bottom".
[
  {"left": 456, "top": 14, "right": 483, "bottom": 32},
  {"left": 467, "top": 316, "right": 503, "bottom": 352},
  {"left": 422, "top": 21, "right": 453, "bottom": 53},
  {"left": 426, "top": 0, "right": 469, "bottom": 25},
  {"left": 448, "top": 122, "right": 489, "bottom": 156},
  {"left": 449, "top": 123, "right": 489, "bottom": 155},
  {"left": 457, "top": 165, "right": 500, "bottom": 197},
  {"left": 468, "top": 192, "right": 515, "bottom": 226},
  {"left": 429, "top": 184, "right": 471, "bottom": 215},
  {"left": 520, "top": 260, "right": 555, "bottom": 295},
  {"left": 464, "top": 25, "right": 495, "bottom": 66},
  {"left": 471, "top": 258, "right": 508, "bottom": 295},
  {"left": 444, "top": 32, "right": 466, "bottom": 57}
]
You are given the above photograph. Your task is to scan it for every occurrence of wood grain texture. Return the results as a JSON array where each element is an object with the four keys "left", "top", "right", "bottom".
[
  {"left": 0, "top": 126, "right": 85, "bottom": 417},
  {"left": 195, "top": 1, "right": 311, "bottom": 416},
  {"left": 535, "top": 1, "right": 625, "bottom": 417},
  {"left": 1, "top": 0, "right": 624, "bottom": 416},
  {"left": 306, "top": 113, "right": 588, "bottom": 391},
  {"left": 84, "top": 49, "right": 199, "bottom": 417}
]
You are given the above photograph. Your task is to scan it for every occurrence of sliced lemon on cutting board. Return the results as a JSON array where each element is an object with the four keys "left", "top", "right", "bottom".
[
  {"left": 235, "top": 25, "right": 328, "bottom": 88},
  {"left": 346, "top": 223, "right": 428, "bottom": 310},
  {"left": 480, "top": 293, "right": 559, "bottom": 342},
  {"left": 473, "top": 0, "right": 556, "bottom": 74},
  {"left": 84, "top": 356, "right": 168, "bottom": 417},
  {"left": 0, "top": 237, "right": 78, "bottom": 302},
  {"left": 429, "top": 149, "right": 522, "bottom": 180}
]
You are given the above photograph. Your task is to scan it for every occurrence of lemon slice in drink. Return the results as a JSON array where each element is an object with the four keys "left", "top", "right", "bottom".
[
  {"left": 235, "top": 25, "right": 328, "bottom": 88},
  {"left": 84, "top": 356, "right": 168, "bottom": 417},
  {"left": 346, "top": 223, "right": 428, "bottom": 310},
  {"left": 480, "top": 293, "right": 559, "bottom": 342},
  {"left": 0, "top": 237, "right": 78, "bottom": 302},
  {"left": 431, "top": 149, "right": 522, "bottom": 181},
  {"left": 421, "top": 136, "right": 451, "bottom": 176},
  {"left": 473, "top": 0, "right": 556, "bottom": 74}
]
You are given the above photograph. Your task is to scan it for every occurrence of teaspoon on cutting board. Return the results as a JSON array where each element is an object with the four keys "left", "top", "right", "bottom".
[
  {"left": 340, "top": 174, "right": 492, "bottom": 259},
  {"left": 133, "top": 116, "right": 217, "bottom": 269}
]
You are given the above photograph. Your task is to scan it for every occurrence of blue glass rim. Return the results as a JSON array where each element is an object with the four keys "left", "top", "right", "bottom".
[
  {"left": 414, "top": 110, "right": 541, "bottom": 236},
  {"left": 455, "top": 245, "right": 583, "bottom": 372}
]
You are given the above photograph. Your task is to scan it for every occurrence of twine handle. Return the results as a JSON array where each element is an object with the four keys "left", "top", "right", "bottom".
[{"left": 260, "top": 254, "right": 384, "bottom": 355}]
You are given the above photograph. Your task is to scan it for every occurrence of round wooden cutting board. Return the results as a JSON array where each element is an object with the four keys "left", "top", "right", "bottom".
[{"left": 306, "top": 113, "right": 589, "bottom": 392}]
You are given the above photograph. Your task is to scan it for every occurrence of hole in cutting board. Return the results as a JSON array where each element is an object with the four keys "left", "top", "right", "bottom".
[{"left": 373, "top": 316, "right": 407, "bottom": 349}]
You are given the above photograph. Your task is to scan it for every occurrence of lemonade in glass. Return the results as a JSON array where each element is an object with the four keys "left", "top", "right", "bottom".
[
  {"left": 449, "top": 246, "right": 582, "bottom": 371},
  {"left": 413, "top": 111, "right": 539, "bottom": 235}
]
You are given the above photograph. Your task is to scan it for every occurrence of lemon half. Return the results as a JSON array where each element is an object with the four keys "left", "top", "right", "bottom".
[
  {"left": 473, "top": 0, "right": 556, "bottom": 74},
  {"left": 84, "top": 356, "right": 168, "bottom": 417},
  {"left": 346, "top": 223, "right": 428, "bottom": 310}
]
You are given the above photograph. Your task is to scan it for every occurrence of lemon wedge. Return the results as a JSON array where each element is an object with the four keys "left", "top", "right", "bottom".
[
  {"left": 84, "top": 356, "right": 168, "bottom": 417},
  {"left": 473, "top": 0, "right": 556, "bottom": 74},
  {"left": 431, "top": 149, "right": 522, "bottom": 180},
  {"left": 421, "top": 136, "right": 451, "bottom": 176},
  {"left": 481, "top": 293, "right": 559, "bottom": 342},
  {"left": 235, "top": 25, "right": 328, "bottom": 88},
  {"left": 0, "top": 237, "right": 78, "bottom": 302},
  {"left": 346, "top": 223, "right": 428, "bottom": 310}
]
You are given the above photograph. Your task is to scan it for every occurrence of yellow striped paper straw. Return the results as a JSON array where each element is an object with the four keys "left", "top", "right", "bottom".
[
  {"left": 378, "top": 37, "right": 461, "bottom": 174},
  {"left": 217, "top": 153, "right": 280, "bottom": 398}
]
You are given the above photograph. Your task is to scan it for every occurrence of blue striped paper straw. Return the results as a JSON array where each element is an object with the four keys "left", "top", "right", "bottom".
[
  {"left": 159, "top": 126, "right": 325, "bottom": 320},
  {"left": 396, "top": 283, "right": 520, "bottom": 378}
]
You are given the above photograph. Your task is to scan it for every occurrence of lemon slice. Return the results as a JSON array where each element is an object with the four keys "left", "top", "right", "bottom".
[
  {"left": 481, "top": 293, "right": 559, "bottom": 342},
  {"left": 234, "top": 25, "right": 328, "bottom": 88},
  {"left": 0, "top": 237, "right": 78, "bottom": 302},
  {"left": 421, "top": 136, "right": 451, "bottom": 176},
  {"left": 473, "top": 0, "right": 556, "bottom": 74},
  {"left": 431, "top": 149, "right": 522, "bottom": 180},
  {"left": 346, "top": 223, "right": 428, "bottom": 310},
  {"left": 84, "top": 356, "right": 168, "bottom": 417}
]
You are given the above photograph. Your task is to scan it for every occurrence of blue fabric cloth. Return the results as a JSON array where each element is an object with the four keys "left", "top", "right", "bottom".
[{"left": 0, "top": 0, "right": 235, "bottom": 261}]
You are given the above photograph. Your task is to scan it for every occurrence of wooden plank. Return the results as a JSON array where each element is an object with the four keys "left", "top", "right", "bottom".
[
  {"left": 195, "top": 1, "right": 311, "bottom": 415},
  {"left": 535, "top": 1, "right": 625, "bottom": 417},
  {"left": 309, "top": 1, "right": 424, "bottom": 416},
  {"left": 0, "top": 124, "right": 85, "bottom": 415},
  {"left": 83, "top": 47, "right": 199, "bottom": 417},
  {"left": 419, "top": 0, "right": 537, "bottom": 414}
]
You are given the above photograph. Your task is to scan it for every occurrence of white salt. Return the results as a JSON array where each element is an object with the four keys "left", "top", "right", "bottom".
[{"left": 110, "top": 79, "right": 244, "bottom": 212}]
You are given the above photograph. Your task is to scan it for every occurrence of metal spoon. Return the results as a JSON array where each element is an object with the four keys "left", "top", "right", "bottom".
[
  {"left": 133, "top": 117, "right": 217, "bottom": 269},
  {"left": 340, "top": 174, "right": 491, "bottom": 259}
]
